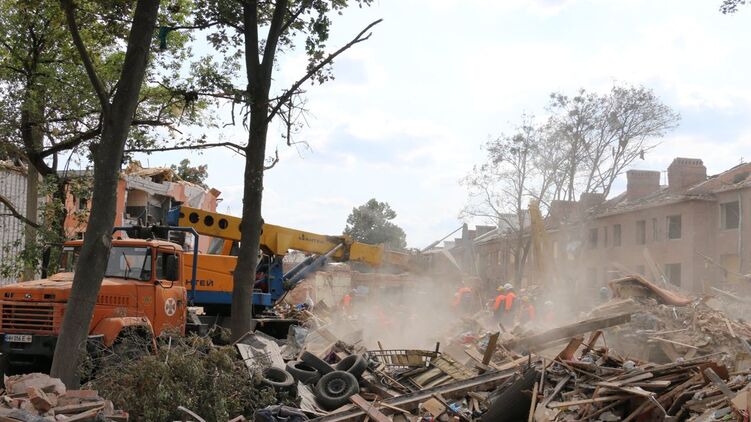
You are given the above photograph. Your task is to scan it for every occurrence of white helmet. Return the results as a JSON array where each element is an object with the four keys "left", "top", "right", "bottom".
[{"left": 504, "top": 283, "right": 513, "bottom": 291}]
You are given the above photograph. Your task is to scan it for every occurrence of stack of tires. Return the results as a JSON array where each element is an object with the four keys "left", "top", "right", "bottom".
[{"left": 283, "top": 351, "right": 368, "bottom": 411}]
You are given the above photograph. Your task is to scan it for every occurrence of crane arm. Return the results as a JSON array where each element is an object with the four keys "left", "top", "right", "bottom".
[{"left": 170, "top": 206, "right": 415, "bottom": 270}]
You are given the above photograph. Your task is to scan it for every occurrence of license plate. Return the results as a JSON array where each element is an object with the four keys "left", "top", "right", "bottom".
[{"left": 5, "top": 334, "right": 32, "bottom": 343}]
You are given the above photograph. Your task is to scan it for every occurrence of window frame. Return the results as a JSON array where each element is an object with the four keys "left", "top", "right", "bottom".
[{"left": 667, "top": 215, "right": 682, "bottom": 240}]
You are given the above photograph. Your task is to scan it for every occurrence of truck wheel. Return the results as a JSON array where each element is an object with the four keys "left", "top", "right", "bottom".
[
  {"left": 261, "top": 367, "right": 295, "bottom": 390},
  {"left": 334, "top": 354, "right": 367, "bottom": 378},
  {"left": 285, "top": 360, "right": 320, "bottom": 384},
  {"left": 300, "top": 351, "right": 334, "bottom": 375},
  {"left": 314, "top": 370, "right": 359, "bottom": 411}
]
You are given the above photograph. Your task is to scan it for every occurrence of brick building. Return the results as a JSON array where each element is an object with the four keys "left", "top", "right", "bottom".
[{"left": 533, "top": 157, "right": 751, "bottom": 295}]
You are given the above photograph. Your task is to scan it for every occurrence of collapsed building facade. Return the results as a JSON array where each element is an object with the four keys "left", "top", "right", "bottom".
[{"left": 437, "top": 157, "right": 751, "bottom": 299}]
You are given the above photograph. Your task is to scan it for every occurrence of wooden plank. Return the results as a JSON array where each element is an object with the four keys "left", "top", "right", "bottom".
[
  {"left": 482, "top": 332, "right": 500, "bottom": 366},
  {"left": 704, "top": 368, "right": 736, "bottom": 400},
  {"left": 505, "top": 313, "right": 632, "bottom": 350},
  {"left": 528, "top": 382, "right": 539, "bottom": 422},
  {"left": 542, "top": 375, "right": 571, "bottom": 407},
  {"left": 547, "top": 395, "right": 632, "bottom": 408},
  {"left": 648, "top": 337, "right": 699, "bottom": 350},
  {"left": 349, "top": 394, "right": 391, "bottom": 422}
]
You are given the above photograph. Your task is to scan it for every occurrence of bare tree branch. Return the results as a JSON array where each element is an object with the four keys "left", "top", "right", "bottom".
[
  {"left": 267, "top": 18, "right": 383, "bottom": 122},
  {"left": 0, "top": 193, "right": 41, "bottom": 229},
  {"left": 124, "top": 141, "right": 246, "bottom": 155},
  {"left": 59, "top": 0, "right": 110, "bottom": 109}
]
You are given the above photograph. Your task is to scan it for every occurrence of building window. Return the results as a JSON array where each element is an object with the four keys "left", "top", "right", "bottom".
[
  {"left": 613, "top": 224, "right": 622, "bottom": 246},
  {"left": 665, "top": 263, "right": 681, "bottom": 286},
  {"left": 78, "top": 197, "right": 88, "bottom": 210},
  {"left": 652, "top": 218, "right": 659, "bottom": 241},
  {"left": 603, "top": 227, "right": 608, "bottom": 247},
  {"left": 635, "top": 265, "right": 645, "bottom": 276},
  {"left": 667, "top": 215, "right": 682, "bottom": 239},
  {"left": 588, "top": 228, "right": 598, "bottom": 249},
  {"left": 720, "top": 201, "right": 740, "bottom": 230},
  {"left": 720, "top": 254, "right": 741, "bottom": 283},
  {"left": 636, "top": 220, "right": 646, "bottom": 245}
]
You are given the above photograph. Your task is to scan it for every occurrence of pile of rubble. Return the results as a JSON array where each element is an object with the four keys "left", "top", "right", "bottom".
[
  {"left": 232, "top": 289, "right": 751, "bottom": 422},
  {"left": 592, "top": 276, "right": 751, "bottom": 370},
  {"left": 0, "top": 373, "right": 128, "bottom": 421}
]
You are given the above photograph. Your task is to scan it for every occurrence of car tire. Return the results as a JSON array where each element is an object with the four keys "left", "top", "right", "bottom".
[
  {"left": 334, "top": 354, "right": 367, "bottom": 378},
  {"left": 300, "top": 351, "right": 334, "bottom": 375},
  {"left": 286, "top": 360, "right": 320, "bottom": 384},
  {"left": 261, "top": 367, "right": 295, "bottom": 390},
  {"left": 314, "top": 370, "right": 360, "bottom": 411}
]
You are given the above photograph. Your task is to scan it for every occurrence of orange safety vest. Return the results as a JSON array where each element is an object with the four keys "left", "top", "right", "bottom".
[
  {"left": 504, "top": 292, "right": 517, "bottom": 312},
  {"left": 493, "top": 294, "right": 506, "bottom": 311},
  {"left": 452, "top": 287, "right": 472, "bottom": 307},
  {"left": 521, "top": 303, "right": 536, "bottom": 321},
  {"left": 342, "top": 294, "right": 352, "bottom": 307}
]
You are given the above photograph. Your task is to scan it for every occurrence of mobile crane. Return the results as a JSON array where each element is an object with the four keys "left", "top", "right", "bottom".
[{"left": 165, "top": 206, "right": 419, "bottom": 315}]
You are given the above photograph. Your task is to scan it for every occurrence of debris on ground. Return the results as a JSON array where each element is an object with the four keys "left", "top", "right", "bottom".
[{"left": 0, "top": 372, "right": 128, "bottom": 421}]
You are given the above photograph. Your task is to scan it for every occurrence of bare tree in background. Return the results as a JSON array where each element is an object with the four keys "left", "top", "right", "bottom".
[
  {"left": 463, "top": 118, "right": 541, "bottom": 286},
  {"left": 721, "top": 0, "right": 747, "bottom": 13}
]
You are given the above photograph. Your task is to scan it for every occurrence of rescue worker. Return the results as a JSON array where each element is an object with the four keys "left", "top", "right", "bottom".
[
  {"left": 492, "top": 286, "right": 506, "bottom": 322},
  {"left": 452, "top": 283, "right": 473, "bottom": 313},
  {"left": 500, "top": 283, "right": 517, "bottom": 327},
  {"left": 341, "top": 290, "right": 353, "bottom": 315},
  {"left": 542, "top": 300, "right": 555, "bottom": 324},
  {"left": 599, "top": 286, "right": 611, "bottom": 303},
  {"left": 518, "top": 295, "right": 536, "bottom": 325}
]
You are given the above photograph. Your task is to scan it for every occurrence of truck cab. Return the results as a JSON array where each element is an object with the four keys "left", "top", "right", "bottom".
[{"left": 0, "top": 238, "right": 188, "bottom": 366}]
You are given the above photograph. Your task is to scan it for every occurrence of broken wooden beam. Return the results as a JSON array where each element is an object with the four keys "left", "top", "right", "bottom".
[{"left": 505, "top": 313, "right": 632, "bottom": 351}]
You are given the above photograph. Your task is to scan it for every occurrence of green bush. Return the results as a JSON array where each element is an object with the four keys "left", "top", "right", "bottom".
[{"left": 86, "top": 335, "right": 278, "bottom": 421}]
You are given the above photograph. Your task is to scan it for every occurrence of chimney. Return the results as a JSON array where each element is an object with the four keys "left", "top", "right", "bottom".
[
  {"left": 667, "top": 158, "right": 706, "bottom": 190},
  {"left": 626, "top": 170, "right": 661, "bottom": 200},
  {"left": 579, "top": 192, "right": 605, "bottom": 211},
  {"left": 549, "top": 200, "right": 577, "bottom": 223}
]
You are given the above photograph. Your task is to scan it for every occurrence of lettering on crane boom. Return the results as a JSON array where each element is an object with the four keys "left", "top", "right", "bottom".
[
  {"left": 186, "top": 279, "right": 215, "bottom": 287},
  {"left": 298, "top": 234, "right": 326, "bottom": 244}
]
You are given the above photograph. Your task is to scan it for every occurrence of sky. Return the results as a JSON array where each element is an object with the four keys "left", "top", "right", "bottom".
[{"left": 130, "top": 0, "right": 751, "bottom": 248}]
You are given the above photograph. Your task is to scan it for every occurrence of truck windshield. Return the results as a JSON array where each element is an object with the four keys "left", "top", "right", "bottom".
[{"left": 105, "top": 247, "right": 152, "bottom": 281}]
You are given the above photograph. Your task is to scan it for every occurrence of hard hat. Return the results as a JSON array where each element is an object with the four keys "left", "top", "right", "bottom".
[
  {"left": 600, "top": 286, "right": 610, "bottom": 294},
  {"left": 544, "top": 300, "right": 553, "bottom": 306},
  {"left": 497, "top": 285, "right": 505, "bottom": 291},
  {"left": 504, "top": 283, "right": 513, "bottom": 291},
  {"left": 521, "top": 296, "right": 530, "bottom": 303}
]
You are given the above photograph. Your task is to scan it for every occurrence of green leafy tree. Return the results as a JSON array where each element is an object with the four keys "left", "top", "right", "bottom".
[
  {"left": 193, "top": 0, "right": 382, "bottom": 340},
  {"left": 50, "top": 0, "right": 165, "bottom": 387},
  {"left": 0, "top": 0, "right": 207, "bottom": 281},
  {"left": 171, "top": 159, "right": 209, "bottom": 188},
  {"left": 344, "top": 199, "right": 407, "bottom": 249}
]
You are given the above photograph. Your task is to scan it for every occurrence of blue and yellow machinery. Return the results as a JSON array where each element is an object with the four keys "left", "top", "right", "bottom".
[{"left": 166, "top": 206, "right": 417, "bottom": 314}]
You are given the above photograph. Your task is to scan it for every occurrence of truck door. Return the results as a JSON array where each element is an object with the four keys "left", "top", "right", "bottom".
[{"left": 153, "top": 249, "right": 187, "bottom": 335}]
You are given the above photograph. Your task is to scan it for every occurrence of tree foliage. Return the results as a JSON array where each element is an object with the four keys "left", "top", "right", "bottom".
[
  {"left": 344, "top": 199, "right": 407, "bottom": 249},
  {"left": 462, "top": 84, "right": 679, "bottom": 283},
  {"left": 171, "top": 159, "right": 209, "bottom": 188},
  {"left": 189, "top": 0, "right": 381, "bottom": 340},
  {"left": 721, "top": 0, "right": 747, "bottom": 13}
]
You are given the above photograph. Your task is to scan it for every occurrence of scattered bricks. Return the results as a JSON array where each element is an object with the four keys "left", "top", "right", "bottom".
[
  {"left": 52, "top": 401, "right": 105, "bottom": 416},
  {"left": 106, "top": 411, "right": 129, "bottom": 422},
  {"left": 26, "top": 387, "right": 53, "bottom": 413},
  {"left": 4, "top": 373, "right": 66, "bottom": 396}
]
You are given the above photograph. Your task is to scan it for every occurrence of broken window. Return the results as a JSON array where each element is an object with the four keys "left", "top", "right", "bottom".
[
  {"left": 78, "top": 197, "right": 88, "bottom": 210},
  {"left": 667, "top": 215, "right": 681, "bottom": 239},
  {"left": 720, "top": 201, "right": 740, "bottom": 230},
  {"left": 613, "top": 224, "right": 622, "bottom": 246},
  {"left": 636, "top": 220, "right": 646, "bottom": 245},
  {"left": 664, "top": 263, "right": 681, "bottom": 286},
  {"left": 588, "top": 228, "right": 598, "bottom": 249}
]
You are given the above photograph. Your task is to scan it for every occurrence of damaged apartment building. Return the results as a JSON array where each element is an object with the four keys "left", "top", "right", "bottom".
[
  {"left": 444, "top": 157, "right": 751, "bottom": 297},
  {"left": 65, "top": 163, "right": 221, "bottom": 251}
]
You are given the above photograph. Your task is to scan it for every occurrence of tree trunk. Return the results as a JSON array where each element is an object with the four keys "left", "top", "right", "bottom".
[
  {"left": 50, "top": 0, "right": 160, "bottom": 387},
  {"left": 230, "top": 103, "right": 268, "bottom": 340},
  {"left": 22, "top": 165, "right": 39, "bottom": 281}
]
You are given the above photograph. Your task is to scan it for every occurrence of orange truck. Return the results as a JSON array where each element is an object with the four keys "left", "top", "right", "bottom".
[{"left": 0, "top": 227, "right": 197, "bottom": 369}]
